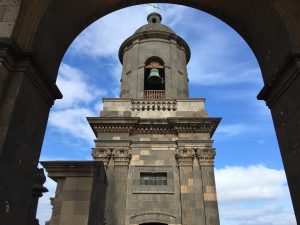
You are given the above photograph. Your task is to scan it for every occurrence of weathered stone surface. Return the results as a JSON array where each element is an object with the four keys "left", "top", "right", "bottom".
[
  {"left": 84, "top": 13, "right": 221, "bottom": 225},
  {"left": 41, "top": 161, "right": 107, "bottom": 225}
]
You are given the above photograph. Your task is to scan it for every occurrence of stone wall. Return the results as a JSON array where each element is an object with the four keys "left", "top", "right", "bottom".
[
  {"left": 41, "top": 161, "right": 107, "bottom": 225},
  {"left": 0, "top": 0, "right": 20, "bottom": 37}
]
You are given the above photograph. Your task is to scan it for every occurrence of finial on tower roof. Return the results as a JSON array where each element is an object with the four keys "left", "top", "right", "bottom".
[{"left": 147, "top": 12, "right": 162, "bottom": 24}]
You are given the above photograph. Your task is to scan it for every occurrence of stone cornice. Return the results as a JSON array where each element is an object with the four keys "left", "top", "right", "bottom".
[
  {"left": 257, "top": 50, "right": 300, "bottom": 108},
  {"left": 40, "top": 161, "right": 105, "bottom": 180},
  {"left": 88, "top": 117, "right": 221, "bottom": 136},
  {"left": 0, "top": 39, "right": 62, "bottom": 106},
  {"left": 168, "top": 117, "right": 221, "bottom": 137},
  {"left": 87, "top": 117, "right": 140, "bottom": 135}
]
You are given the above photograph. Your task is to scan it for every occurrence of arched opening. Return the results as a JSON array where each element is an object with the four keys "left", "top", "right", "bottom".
[
  {"left": 33, "top": 4, "right": 296, "bottom": 225},
  {"left": 1, "top": 1, "right": 300, "bottom": 225},
  {"left": 144, "top": 57, "right": 165, "bottom": 99},
  {"left": 141, "top": 223, "right": 167, "bottom": 225}
]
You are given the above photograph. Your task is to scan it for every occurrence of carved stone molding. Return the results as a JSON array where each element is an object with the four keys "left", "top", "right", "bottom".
[
  {"left": 257, "top": 50, "right": 300, "bottom": 108},
  {"left": 0, "top": 39, "right": 62, "bottom": 106},
  {"left": 196, "top": 148, "right": 216, "bottom": 166},
  {"left": 112, "top": 148, "right": 132, "bottom": 167},
  {"left": 168, "top": 117, "right": 221, "bottom": 136},
  {"left": 92, "top": 148, "right": 112, "bottom": 166},
  {"left": 175, "top": 148, "right": 195, "bottom": 167},
  {"left": 93, "top": 125, "right": 134, "bottom": 133}
]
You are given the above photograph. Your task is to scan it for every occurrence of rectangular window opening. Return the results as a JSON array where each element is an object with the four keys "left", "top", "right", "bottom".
[{"left": 140, "top": 172, "right": 167, "bottom": 186}]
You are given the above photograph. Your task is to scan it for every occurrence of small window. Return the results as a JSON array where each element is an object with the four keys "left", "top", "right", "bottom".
[
  {"left": 140, "top": 172, "right": 167, "bottom": 186},
  {"left": 152, "top": 18, "right": 157, "bottom": 23}
]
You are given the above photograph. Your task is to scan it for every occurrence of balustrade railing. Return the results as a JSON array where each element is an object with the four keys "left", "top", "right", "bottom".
[
  {"left": 144, "top": 90, "right": 165, "bottom": 99},
  {"left": 131, "top": 100, "right": 177, "bottom": 111}
]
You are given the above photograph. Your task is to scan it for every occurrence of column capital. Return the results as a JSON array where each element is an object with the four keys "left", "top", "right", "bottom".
[
  {"left": 196, "top": 148, "right": 216, "bottom": 166},
  {"left": 92, "top": 148, "right": 112, "bottom": 167},
  {"left": 175, "top": 148, "right": 195, "bottom": 167},
  {"left": 112, "top": 148, "right": 132, "bottom": 167}
]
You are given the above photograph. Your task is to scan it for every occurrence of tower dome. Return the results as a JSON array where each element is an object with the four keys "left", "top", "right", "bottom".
[
  {"left": 134, "top": 12, "right": 175, "bottom": 35},
  {"left": 119, "top": 12, "right": 190, "bottom": 64}
]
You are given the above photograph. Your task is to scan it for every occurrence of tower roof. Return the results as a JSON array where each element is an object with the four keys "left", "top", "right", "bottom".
[
  {"left": 119, "top": 12, "right": 190, "bottom": 64},
  {"left": 134, "top": 12, "right": 175, "bottom": 35}
]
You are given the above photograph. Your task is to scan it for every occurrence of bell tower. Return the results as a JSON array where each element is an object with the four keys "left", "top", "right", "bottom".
[
  {"left": 119, "top": 12, "right": 190, "bottom": 99},
  {"left": 88, "top": 12, "right": 221, "bottom": 225}
]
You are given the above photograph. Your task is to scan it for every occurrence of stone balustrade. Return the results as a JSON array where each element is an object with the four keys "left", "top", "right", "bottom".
[{"left": 131, "top": 100, "right": 177, "bottom": 111}]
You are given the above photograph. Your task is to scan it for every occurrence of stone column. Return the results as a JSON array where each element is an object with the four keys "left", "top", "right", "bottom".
[
  {"left": 175, "top": 148, "right": 196, "bottom": 225},
  {"left": 196, "top": 148, "right": 220, "bottom": 225},
  {"left": 112, "top": 148, "right": 132, "bottom": 225},
  {"left": 257, "top": 51, "right": 300, "bottom": 223},
  {"left": 92, "top": 148, "right": 112, "bottom": 224},
  {"left": 0, "top": 40, "right": 61, "bottom": 225}
]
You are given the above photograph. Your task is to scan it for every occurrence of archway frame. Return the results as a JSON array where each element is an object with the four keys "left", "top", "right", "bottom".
[{"left": 0, "top": 1, "right": 299, "bottom": 224}]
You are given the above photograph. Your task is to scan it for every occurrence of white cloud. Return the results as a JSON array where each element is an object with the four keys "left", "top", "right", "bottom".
[
  {"left": 49, "top": 108, "right": 96, "bottom": 142},
  {"left": 68, "top": 4, "right": 189, "bottom": 85},
  {"left": 220, "top": 203, "right": 296, "bottom": 225},
  {"left": 216, "top": 124, "right": 258, "bottom": 137},
  {"left": 215, "top": 165, "right": 296, "bottom": 225},
  {"left": 69, "top": 5, "right": 155, "bottom": 58},
  {"left": 68, "top": 4, "right": 263, "bottom": 87},
  {"left": 55, "top": 63, "right": 107, "bottom": 109},
  {"left": 215, "top": 165, "right": 289, "bottom": 202},
  {"left": 93, "top": 101, "right": 104, "bottom": 113},
  {"left": 47, "top": 63, "right": 106, "bottom": 143},
  {"left": 67, "top": 4, "right": 263, "bottom": 88},
  {"left": 189, "top": 67, "right": 262, "bottom": 86},
  {"left": 69, "top": 4, "right": 189, "bottom": 58}
]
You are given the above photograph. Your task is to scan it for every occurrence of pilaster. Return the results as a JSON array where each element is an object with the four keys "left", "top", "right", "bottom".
[
  {"left": 112, "top": 148, "right": 132, "bottom": 225},
  {"left": 92, "top": 148, "right": 112, "bottom": 168},
  {"left": 196, "top": 148, "right": 220, "bottom": 225},
  {"left": 175, "top": 148, "right": 196, "bottom": 225}
]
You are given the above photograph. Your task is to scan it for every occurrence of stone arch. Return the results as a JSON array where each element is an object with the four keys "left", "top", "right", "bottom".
[
  {"left": 141, "top": 223, "right": 168, "bottom": 225},
  {"left": 0, "top": 1, "right": 300, "bottom": 224},
  {"left": 7, "top": 0, "right": 297, "bottom": 83},
  {"left": 130, "top": 212, "right": 176, "bottom": 224},
  {"left": 145, "top": 56, "right": 165, "bottom": 67}
]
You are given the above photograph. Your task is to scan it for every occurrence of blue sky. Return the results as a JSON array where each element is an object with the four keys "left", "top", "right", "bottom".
[{"left": 37, "top": 4, "right": 296, "bottom": 225}]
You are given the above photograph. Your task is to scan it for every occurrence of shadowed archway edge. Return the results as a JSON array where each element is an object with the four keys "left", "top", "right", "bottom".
[
  {"left": 11, "top": 0, "right": 299, "bottom": 85},
  {"left": 3, "top": 0, "right": 299, "bottom": 224}
]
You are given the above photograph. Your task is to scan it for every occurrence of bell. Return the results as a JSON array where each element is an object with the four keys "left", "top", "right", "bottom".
[{"left": 147, "top": 68, "right": 161, "bottom": 84}]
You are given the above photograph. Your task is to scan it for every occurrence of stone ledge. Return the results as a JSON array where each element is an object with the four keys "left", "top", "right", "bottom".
[
  {"left": 0, "top": 38, "right": 62, "bottom": 105},
  {"left": 40, "top": 161, "right": 105, "bottom": 180},
  {"left": 257, "top": 50, "right": 300, "bottom": 107}
]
